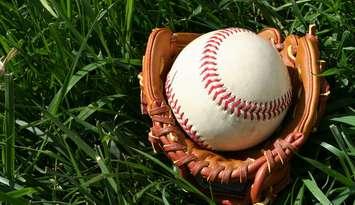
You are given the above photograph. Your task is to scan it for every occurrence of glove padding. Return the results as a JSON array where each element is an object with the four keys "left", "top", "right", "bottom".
[{"left": 139, "top": 25, "right": 330, "bottom": 205}]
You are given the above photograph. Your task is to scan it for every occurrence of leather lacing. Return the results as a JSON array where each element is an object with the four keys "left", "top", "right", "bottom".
[
  {"left": 147, "top": 100, "right": 304, "bottom": 184},
  {"left": 142, "top": 25, "right": 330, "bottom": 205}
]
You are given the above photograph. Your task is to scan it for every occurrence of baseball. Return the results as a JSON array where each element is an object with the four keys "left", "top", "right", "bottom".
[{"left": 165, "top": 28, "right": 292, "bottom": 151}]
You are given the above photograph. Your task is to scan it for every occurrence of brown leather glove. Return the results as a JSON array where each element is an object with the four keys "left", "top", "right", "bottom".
[{"left": 139, "top": 25, "right": 330, "bottom": 205}]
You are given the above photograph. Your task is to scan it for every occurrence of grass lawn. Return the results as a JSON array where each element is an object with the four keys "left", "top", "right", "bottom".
[{"left": 0, "top": 0, "right": 354, "bottom": 204}]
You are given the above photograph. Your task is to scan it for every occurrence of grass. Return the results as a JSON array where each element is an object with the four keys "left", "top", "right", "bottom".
[{"left": 0, "top": 0, "right": 354, "bottom": 204}]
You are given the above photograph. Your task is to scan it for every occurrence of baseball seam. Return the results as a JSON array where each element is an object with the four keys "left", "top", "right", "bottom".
[
  {"left": 165, "top": 77, "right": 211, "bottom": 149},
  {"left": 166, "top": 27, "right": 292, "bottom": 149},
  {"left": 200, "top": 28, "right": 292, "bottom": 120}
]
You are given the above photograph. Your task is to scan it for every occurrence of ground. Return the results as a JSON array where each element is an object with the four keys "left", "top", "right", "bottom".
[{"left": 0, "top": 1, "right": 354, "bottom": 204}]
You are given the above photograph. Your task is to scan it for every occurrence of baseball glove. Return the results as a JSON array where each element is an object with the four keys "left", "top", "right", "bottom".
[{"left": 139, "top": 25, "right": 330, "bottom": 205}]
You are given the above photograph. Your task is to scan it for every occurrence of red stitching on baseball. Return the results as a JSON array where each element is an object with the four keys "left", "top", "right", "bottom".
[
  {"left": 213, "top": 88, "right": 227, "bottom": 100},
  {"left": 204, "top": 44, "right": 219, "bottom": 50},
  {"left": 176, "top": 105, "right": 181, "bottom": 113},
  {"left": 249, "top": 103, "right": 257, "bottom": 120},
  {"left": 215, "top": 32, "right": 227, "bottom": 39},
  {"left": 200, "top": 55, "right": 217, "bottom": 61},
  {"left": 204, "top": 78, "right": 221, "bottom": 88},
  {"left": 207, "top": 39, "right": 221, "bottom": 45},
  {"left": 199, "top": 28, "right": 292, "bottom": 121},
  {"left": 200, "top": 67, "right": 217, "bottom": 75},
  {"left": 165, "top": 77, "right": 211, "bottom": 149},
  {"left": 182, "top": 119, "right": 188, "bottom": 126},
  {"left": 203, "top": 49, "right": 217, "bottom": 55},
  {"left": 179, "top": 112, "right": 184, "bottom": 119},
  {"left": 165, "top": 78, "right": 211, "bottom": 149},
  {"left": 200, "top": 61, "right": 217, "bottom": 67},
  {"left": 202, "top": 73, "right": 218, "bottom": 81},
  {"left": 236, "top": 102, "right": 244, "bottom": 117},
  {"left": 210, "top": 36, "right": 224, "bottom": 42},
  {"left": 208, "top": 83, "right": 224, "bottom": 94},
  {"left": 243, "top": 102, "right": 251, "bottom": 119},
  {"left": 224, "top": 95, "right": 235, "bottom": 110},
  {"left": 219, "top": 30, "right": 230, "bottom": 36},
  {"left": 172, "top": 100, "right": 178, "bottom": 110},
  {"left": 218, "top": 92, "right": 232, "bottom": 106},
  {"left": 165, "top": 28, "right": 292, "bottom": 150},
  {"left": 230, "top": 99, "right": 241, "bottom": 114},
  {"left": 225, "top": 28, "right": 236, "bottom": 33}
]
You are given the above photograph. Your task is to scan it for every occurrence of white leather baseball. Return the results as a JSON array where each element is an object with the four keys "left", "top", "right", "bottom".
[{"left": 165, "top": 28, "right": 292, "bottom": 151}]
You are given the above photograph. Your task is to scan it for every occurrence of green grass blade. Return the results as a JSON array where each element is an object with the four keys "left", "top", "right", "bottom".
[
  {"left": 342, "top": 133, "right": 355, "bottom": 154},
  {"left": 254, "top": 1, "right": 283, "bottom": 29},
  {"left": 39, "top": 0, "right": 58, "bottom": 18},
  {"left": 125, "top": 0, "right": 134, "bottom": 31},
  {"left": 162, "top": 184, "right": 170, "bottom": 205},
  {"left": 320, "top": 141, "right": 351, "bottom": 178},
  {"left": 275, "top": 0, "right": 312, "bottom": 11},
  {"left": 0, "top": 192, "right": 28, "bottom": 205},
  {"left": 43, "top": 111, "right": 95, "bottom": 158},
  {"left": 296, "top": 153, "right": 353, "bottom": 187},
  {"left": 0, "top": 1, "right": 353, "bottom": 204},
  {"left": 66, "top": 0, "right": 71, "bottom": 18},
  {"left": 293, "top": 184, "right": 305, "bottom": 205},
  {"left": 131, "top": 148, "right": 214, "bottom": 204},
  {"left": 290, "top": 0, "right": 307, "bottom": 27},
  {"left": 62, "top": 137, "right": 86, "bottom": 189},
  {"left": 133, "top": 181, "right": 159, "bottom": 203},
  {"left": 329, "top": 124, "right": 355, "bottom": 178},
  {"left": 0, "top": 176, "right": 23, "bottom": 190},
  {"left": 80, "top": 174, "right": 105, "bottom": 189},
  {"left": 48, "top": 10, "right": 108, "bottom": 115},
  {"left": 77, "top": 94, "right": 125, "bottom": 120},
  {"left": 0, "top": 35, "right": 10, "bottom": 53},
  {"left": 332, "top": 187, "right": 351, "bottom": 205},
  {"left": 95, "top": 149, "right": 118, "bottom": 194},
  {"left": 124, "top": 0, "right": 134, "bottom": 59},
  {"left": 15, "top": 119, "right": 53, "bottom": 143},
  {"left": 43, "top": 110, "right": 118, "bottom": 193},
  {"left": 48, "top": 61, "right": 108, "bottom": 115},
  {"left": 6, "top": 187, "right": 37, "bottom": 198},
  {"left": 71, "top": 114, "right": 98, "bottom": 133},
  {"left": 39, "top": 150, "right": 71, "bottom": 166},
  {"left": 331, "top": 116, "right": 355, "bottom": 127},
  {"left": 303, "top": 179, "right": 332, "bottom": 205},
  {"left": 3, "top": 73, "right": 15, "bottom": 188},
  {"left": 336, "top": 30, "right": 351, "bottom": 59}
]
